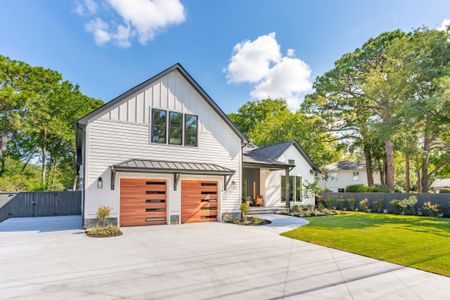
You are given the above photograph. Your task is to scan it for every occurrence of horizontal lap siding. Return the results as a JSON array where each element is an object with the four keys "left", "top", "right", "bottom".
[{"left": 85, "top": 70, "right": 241, "bottom": 218}]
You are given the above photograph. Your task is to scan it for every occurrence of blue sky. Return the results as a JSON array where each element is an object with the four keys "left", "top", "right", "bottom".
[{"left": 1, "top": 0, "right": 449, "bottom": 112}]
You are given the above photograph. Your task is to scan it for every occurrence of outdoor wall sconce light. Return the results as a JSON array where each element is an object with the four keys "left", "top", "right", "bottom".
[
  {"left": 97, "top": 177, "right": 103, "bottom": 189},
  {"left": 231, "top": 180, "right": 236, "bottom": 190}
]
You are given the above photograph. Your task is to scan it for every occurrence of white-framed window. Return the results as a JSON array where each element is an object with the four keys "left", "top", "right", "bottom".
[
  {"left": 329, "top": 172, "right": 338, "bottom": 181},
  {"left": 281, "top": 175, "right": 303, "bottom": 202},
  {"left": 353, "top": 171, "right": 360, "bottom": 181}
]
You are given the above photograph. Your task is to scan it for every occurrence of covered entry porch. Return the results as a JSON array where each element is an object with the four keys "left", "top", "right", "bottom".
[{"left": 242, "top": 161, "right": 294, "bottom": 209}]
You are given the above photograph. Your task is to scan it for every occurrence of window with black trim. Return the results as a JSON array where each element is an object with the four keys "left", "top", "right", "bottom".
[
  {"left": 169, "top": 111, "right": 183, "bottom": 145},
  {"left": 184, "top": 114, "right": 198, "bottom": 146},
  {"left": 151, "top": 109, "right": 167, "bottom": 143}
]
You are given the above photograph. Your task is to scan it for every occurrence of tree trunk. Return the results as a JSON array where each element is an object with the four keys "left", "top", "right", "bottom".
[
  {"left": 421, "top": 122, "right": 432, "bottom": 193},
  {"left": 21, "top": 151, "right": 36, "bottom": 173},
  {"left": 364, "top": 145, "right": 374, "bottom": 186},
  {"left": 405, "top": 153, "right": 410, "bottom": 193},
  {"left": 41, "top": 135, "right": 47, "bottom": 186},
  {"left": 378, "top": 159, "right": 385, "bottom": 185},
  {"left": 416, "top": 158, "right": 421, "bottom": 192},
  {"left": 0, "top": 136, "right": 5, "bottom": 176},
  {"left": 72, "top": 175, "right": 78, "bottom": 191},
  {"left": 384, "top": 138, "right": 395, "bottom": 192}
]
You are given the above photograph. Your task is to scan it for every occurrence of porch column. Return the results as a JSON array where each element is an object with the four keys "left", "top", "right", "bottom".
[{"left": 285, "top": 167, "right": 290, "bottom": 210}]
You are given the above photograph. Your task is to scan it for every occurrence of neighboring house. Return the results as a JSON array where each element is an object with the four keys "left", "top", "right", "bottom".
[
  {"left": 243, "top": 141, "right": 319, "bottom": 206},
  {"left": 318, "top": 161, "right": 380, "bottom": 192},
  {"left": 430, "top": 178, "right": 450, "bottom": 193},
  {"left": 76, "top": 64, "right": 317, "bottom": 227}
]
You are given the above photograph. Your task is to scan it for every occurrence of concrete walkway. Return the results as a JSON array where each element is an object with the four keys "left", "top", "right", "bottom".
[
  {"left": 255, "top": 213, "right": 309, "bottom": 233},
  {"left": 0, "top": 215, "right": 449, "bottom": 299}
]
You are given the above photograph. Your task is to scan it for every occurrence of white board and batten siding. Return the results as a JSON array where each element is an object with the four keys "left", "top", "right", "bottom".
[
  {"left": 84, "top": 70, "right": 242, "bottom": 222},
  {"left": 261, "top": 145, "right": 316, "bottom": 206}
]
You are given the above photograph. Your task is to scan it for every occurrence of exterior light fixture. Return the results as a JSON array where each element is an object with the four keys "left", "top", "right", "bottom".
[
  {"left": 231, "top": 180, "right": 236, "bottom": 189},
  {"left": 97, "top": 177, "right": 103, "bottom": 189}
]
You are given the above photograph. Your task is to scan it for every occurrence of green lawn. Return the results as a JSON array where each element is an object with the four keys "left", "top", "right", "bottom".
[{"left": 281, "top": 212, "right": 450, "bottom": 277}]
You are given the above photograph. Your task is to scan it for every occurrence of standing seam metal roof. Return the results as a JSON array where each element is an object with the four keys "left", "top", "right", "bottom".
[{"left": 112, "top": 159, "right": 235, "bottom": 174}]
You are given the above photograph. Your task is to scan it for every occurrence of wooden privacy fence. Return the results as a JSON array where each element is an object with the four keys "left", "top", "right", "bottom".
[
  {"left": 321, "top": 192, "right": 450, "bottom": 216},
  {"left": 0, "top": 191, "right": 81, "bottom": 223}
]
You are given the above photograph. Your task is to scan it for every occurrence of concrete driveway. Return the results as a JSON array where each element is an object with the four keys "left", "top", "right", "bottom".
[{"left": 0, "top": 215, "right": 449, "bottom": 300}]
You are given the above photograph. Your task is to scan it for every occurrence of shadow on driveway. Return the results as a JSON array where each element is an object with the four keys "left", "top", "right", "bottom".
[{"left": 0, "top": 215, "right": 82, "bottom": 232}]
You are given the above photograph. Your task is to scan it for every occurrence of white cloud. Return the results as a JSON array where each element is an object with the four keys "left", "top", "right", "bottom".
[
  {"left": 437, "top": 19, "right": 450, "bottom": 32},
  {"left": 108, "top": 0, "right": 185, "bottom": 44},
  {"left": 75, "top": 0, "right": 98, "bottom": 16},
  {"left": 85, "top": 18, "right": 111, "bottom": 45},
  {"left": 76, "top": 0, "right": 186, "bottom": 47},
  {"left": 226, "top": 33, "right": 313, "bottom": 109},
  {"left": 287, "top": 48, "right": 295, "bottom": 57},
  {"left": 226, "top": 32, "right": 281, "bottom": 83}
]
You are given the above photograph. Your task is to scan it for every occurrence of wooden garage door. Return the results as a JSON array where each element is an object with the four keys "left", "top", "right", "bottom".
[
  {"left": 120, "top": 179, "right": 167, "bottom": 226},
  {"left": 181, "top": 180, "right": 218, "bottom": 223}
]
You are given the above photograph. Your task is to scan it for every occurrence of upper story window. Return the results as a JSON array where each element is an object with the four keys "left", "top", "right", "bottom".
[
  {"left": 185, "top": 114, "right": 198, "bottom": 147},
  {"left": 329, "top": 172, "right": 338, "bottom": 181},
  {"left": 353, "top": 171, "right": 360, "bottom": 181},
  {"left": 151, "top": 109, "right": 167, "bottom": 143},
  {"left": 288, "top": 159, "right": 295, "bottom": 165},
  {"left": 169, "top": 112, "right": 182, "bottom": 145}
]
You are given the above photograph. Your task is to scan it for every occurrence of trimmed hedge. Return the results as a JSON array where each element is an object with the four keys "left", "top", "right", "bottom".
[{"left": 345, "top": 184, "right": 389, "bottom": 193}]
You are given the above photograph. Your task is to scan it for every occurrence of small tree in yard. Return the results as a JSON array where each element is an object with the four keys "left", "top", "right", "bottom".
[
  {"left": 240, "top": 201, "right": 250, "bottom": 221},
  {"left": 303, "top": 181, "right": 321, "bottom": 201},
  {"left": 97, "top": 206, "right": 111, "bottom": 227}
]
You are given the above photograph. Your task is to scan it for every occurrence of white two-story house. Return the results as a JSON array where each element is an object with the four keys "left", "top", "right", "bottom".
[
  {"left": 76, "top": 64, "right": 318, "bottom": 227},
  {"left": 318, "top": 161, "right": 381, "bottom": 192}
]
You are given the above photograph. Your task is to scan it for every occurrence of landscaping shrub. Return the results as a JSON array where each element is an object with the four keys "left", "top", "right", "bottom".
[
  {"left": 390, "top": 199, "right": 402, "bottom": 214},
  {"left": 86, "top": 223, "right": 121, "bottom": 237},
  {"left": 345, "top": 184, "right": 367, "bottom": 192},
  {"left": 422, "top": 201, "right": 442, "bottom": 217},
  {"left": 86, "top": 206, "right": 122, "bottom": 237},
  {"left": 97, "top": 205, "right": 111, "bottom": 226},
  {"left": 338, "top": 198, "right": 348, "bottom": 210},
  {"left": 240, "top": 201, "right": 250, "bottom": 221},
  {"left": 399, "top": 196, "right": 417, "bottom": 215},
  {"left": 282, "top": 207, "right": 342, "bottom": 218},
  {"left": 325, "top": 197, "right": 334, "bottom": 209},
  {"left": 291, "top": 205, "right": 300, "bottom": 213},
  {"left": 367, "top": 184, "right": 390, "bottom": 193},
  {"left": 347, "top": 198, "right": 356, "bottom": 210},
  {"left": 391, "top": 196, "right": 417, "bottom": 215},
  {"left": 359, "top": 199, "right": 369, "bottom": 212},
  {"left": 317, "top": 203, "right": 325, "bottom": 210},
  {"left": 374, "top": 199, "right": 383, "bottom": 212}
]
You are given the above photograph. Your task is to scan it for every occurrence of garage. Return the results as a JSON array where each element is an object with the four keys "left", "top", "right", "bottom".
[
  {"left": 181, "top": 180, "right": 218, "bottom": 223},
  {"left": 120, "top": 179, "right": 167, "bottom": 226}
]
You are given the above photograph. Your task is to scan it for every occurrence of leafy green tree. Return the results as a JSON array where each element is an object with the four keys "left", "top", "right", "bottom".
[
  {"left": 228, "top": 98, "right": 341, "bottom": 167},
  {"left": 228, "top": 99, "right": 289, "bottom": 137},
  {"left": 0, "top": 55, "right": 102, "bottom": 191}
]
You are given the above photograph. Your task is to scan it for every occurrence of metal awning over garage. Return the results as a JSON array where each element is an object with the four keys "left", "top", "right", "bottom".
[{"left": 110, "top": 159, "right": 235, "bottom": 191}]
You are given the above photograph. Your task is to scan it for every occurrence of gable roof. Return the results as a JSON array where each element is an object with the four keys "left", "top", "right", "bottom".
[
  {"left": 323, "top": 161, "right": 365, "bottom": 171},
  {"left": 244, "top": 140, "right": 319, "bottom": 171},
  {"left": 76, "top": 63, "right": 247, "bottom": 143},
  {"left": 430, "top": 178, "right": 450, "bottom": 189}
]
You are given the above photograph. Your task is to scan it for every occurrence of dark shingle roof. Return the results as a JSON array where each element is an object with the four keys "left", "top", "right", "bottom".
[
  {"left": 112, "top": 159, "right": 235, "bottom": 175},
  {"left": 323, "top": 161, "right": 365, "bottom": 171},
  {"left": 243, "top": 140, "right": 319, "bottom": 171}
]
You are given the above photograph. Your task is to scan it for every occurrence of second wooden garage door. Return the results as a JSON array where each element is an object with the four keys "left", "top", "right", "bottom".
[{"left": 181, "top": 180, "right": 218, "bottom": 223}]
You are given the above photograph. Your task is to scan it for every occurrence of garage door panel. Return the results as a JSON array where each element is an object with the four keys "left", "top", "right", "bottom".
[
  {"left": 181, "top": 180, "right": 218, "bottom": 223},
  {"left": 120, "top": 179, "right": 167, "bottom": 226}
]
